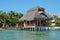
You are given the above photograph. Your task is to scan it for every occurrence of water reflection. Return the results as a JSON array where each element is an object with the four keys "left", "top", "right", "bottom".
[
  {"left": 22, "top": 31, "right": 49, "bottom": 40},
  {"left": 0, "top": 30, "right": 60, "bottom": 40}
]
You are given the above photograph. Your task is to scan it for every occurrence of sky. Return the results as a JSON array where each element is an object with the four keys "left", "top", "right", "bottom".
[{"left": 0, "top": 0, "right": 60, "bottom": 16}]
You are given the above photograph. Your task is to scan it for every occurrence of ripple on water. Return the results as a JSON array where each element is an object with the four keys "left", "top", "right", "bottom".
[{"left": 0, "top": 30, "right": 60, "bottom": 40}]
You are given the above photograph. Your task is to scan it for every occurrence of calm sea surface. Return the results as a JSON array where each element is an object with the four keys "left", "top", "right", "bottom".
[{"left": 0, "top": 29, "right": 60, "bottom": 40}]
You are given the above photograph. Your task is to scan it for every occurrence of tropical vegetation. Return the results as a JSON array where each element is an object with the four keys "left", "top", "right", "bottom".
[
  {"left": 0, "top": 10, "right": 23, "bottom": 28},
  {"left": 53, "top": 15, "right": 60, "bottom": 26},
  {"left": 0, "top": 10, "right": 60, "bottom": 28}
]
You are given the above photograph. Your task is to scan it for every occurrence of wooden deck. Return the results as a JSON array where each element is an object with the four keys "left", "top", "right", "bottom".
[{"left": 21, "top": 26, "right": 52, "bottom": 31}]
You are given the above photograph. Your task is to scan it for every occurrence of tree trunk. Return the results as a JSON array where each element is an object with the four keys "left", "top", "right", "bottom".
[
  {"left": 16, "top": 23, "right": 19, "bottom": 28},
  {"left": 2, "top": 19, "right": 5, "bottom": 28}
]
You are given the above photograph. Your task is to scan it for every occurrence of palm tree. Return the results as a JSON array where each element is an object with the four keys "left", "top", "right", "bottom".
[
  {"left": 7, "top": 11, "right": 23, "bottom": 27},
  {"left": 0, "top": 10, "right": 23, "bottom": 28}
]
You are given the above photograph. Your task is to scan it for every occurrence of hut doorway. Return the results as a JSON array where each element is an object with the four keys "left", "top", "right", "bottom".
[
  {"left": 37, "top": 20, "right": 47, "bottom": 26},
  {"left": 41, "top": 20, "right": 47, "bottom": 26},
  {"left": 37, "top": 21, "right": 41, "bottom": 26}
]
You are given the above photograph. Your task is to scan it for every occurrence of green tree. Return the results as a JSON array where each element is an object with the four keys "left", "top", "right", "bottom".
[
  {"left": 53, "top": 15, "right": 60, "bottom": 26},
  {"left": 0, "top": 10, "right": 23, "bottom": 28},
  {"left": 7, "top": 11, "right": 23, "bottom": 27}
]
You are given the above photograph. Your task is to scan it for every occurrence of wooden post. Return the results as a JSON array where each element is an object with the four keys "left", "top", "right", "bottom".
[
  {"left": 40, "top": 20, "right": 41, "bottom": 26},
  {"left": 24, "top": 22, "right": 26, "bottom": 27},
  {"left": 37, "top": 20, "right": 38, "bottom": 26}
]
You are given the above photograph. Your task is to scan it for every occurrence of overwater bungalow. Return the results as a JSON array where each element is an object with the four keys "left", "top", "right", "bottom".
[{"left": 19, "top": 6, "right": 55, "bottom": 30}]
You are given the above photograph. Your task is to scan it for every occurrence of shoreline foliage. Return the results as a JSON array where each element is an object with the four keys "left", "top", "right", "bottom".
[{"left": 0, "top": 10, "right": 23, "bottom": 28}]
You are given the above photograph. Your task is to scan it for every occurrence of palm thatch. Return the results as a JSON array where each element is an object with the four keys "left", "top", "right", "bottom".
[{"left": 19, "top": 6, "right": 53, "bottom": 21}]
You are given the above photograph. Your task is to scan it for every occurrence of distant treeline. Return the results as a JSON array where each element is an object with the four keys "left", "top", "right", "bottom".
[
  {"left": 0, "top": 10, "right": 60, "bottom": 28},
  {"left": 0, "top": 10, "right": 23, "bottom": 28}
]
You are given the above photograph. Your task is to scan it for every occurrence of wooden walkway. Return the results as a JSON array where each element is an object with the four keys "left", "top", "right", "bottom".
[{"left": 21, "top": 26, "right": 52, "bottom": 31}]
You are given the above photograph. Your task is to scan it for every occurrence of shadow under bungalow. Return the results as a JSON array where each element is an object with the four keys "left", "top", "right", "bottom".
[{"left": 18, "top": 6, "right": 55, "bottom": 31}]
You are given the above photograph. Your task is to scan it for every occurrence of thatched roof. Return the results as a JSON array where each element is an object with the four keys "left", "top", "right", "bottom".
[{"left": 19, "top": 6, "right": 53, "bottom": 21}]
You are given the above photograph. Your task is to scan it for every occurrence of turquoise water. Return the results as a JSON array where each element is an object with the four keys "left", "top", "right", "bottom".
[{"left": 0, "top": 30, "right": 60, "bottom": 40}]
